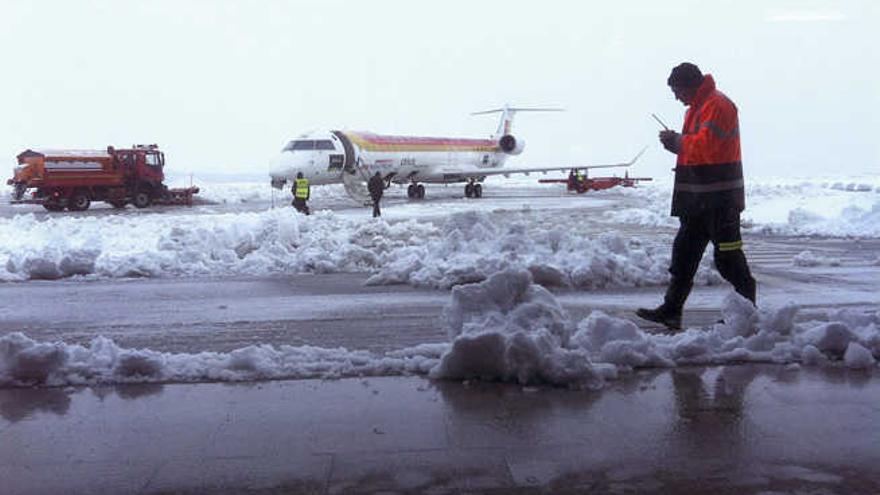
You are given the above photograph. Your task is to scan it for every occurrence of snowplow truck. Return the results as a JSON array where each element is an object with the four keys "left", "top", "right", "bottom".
[{"left": 7, "top": 144, "right": 198, "bottom": 211}]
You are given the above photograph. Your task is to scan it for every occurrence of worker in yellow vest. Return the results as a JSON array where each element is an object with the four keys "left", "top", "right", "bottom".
[{"left": 292, "top": 172, "right": 310, "bottom": 215}]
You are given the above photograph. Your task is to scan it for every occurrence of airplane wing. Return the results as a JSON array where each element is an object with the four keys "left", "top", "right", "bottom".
[{"left": 458, "top": 146, "right": 647, "bottom": 179}]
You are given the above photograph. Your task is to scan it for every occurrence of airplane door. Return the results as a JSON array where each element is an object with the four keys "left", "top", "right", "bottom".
[
  {"left": 331, "top": 131, "right": 357, "bottom": 175},
  {"left": 314, "top": 139, "right": 332, "bottom": 179}
]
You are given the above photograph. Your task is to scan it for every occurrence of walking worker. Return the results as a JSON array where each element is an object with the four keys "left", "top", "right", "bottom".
[
  {"left": 368, "top": 171, "right": 384, "bottom": 218},
  {"left": 637, "top": 62, "right": 756, "bottom": 331},
  {"left": 292, "top": 171, "right": 310, "bottom": 215}
]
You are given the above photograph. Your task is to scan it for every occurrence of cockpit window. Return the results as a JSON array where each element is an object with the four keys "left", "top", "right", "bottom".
[
  {"left": 283, "top": 139, "right": 336, "bottom": 152},
  {"left": 283, "top": 140, "right": 315, "bottom": 151},
  {"left": 315, "top": 140, "right": 335, "bottom": 150}
]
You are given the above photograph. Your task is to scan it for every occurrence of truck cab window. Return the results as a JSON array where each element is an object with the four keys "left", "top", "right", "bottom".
[{"left": 146, "top": 153, "right": 161, "bottom": 167}]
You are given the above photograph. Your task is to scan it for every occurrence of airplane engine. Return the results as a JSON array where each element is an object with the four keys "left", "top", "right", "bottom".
[{"left": 499, "top": 134, "right": 525, "bottom": 155}]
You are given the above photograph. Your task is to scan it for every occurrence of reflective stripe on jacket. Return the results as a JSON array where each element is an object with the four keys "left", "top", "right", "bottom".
[
  {"left": 672, "top": 74, "right": 745, "bottom": 216},
  {"left": 294, "top": 178, "right": 310, "bottom": 199}
]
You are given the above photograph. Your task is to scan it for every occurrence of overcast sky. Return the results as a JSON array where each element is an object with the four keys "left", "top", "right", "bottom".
[{"left": 1, "top": 0, "right": 877, "bottom": 179}]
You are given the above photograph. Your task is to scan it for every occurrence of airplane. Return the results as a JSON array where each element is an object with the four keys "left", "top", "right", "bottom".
[{"left": 268, "top": 105, "right": 645, "bottom": 203}]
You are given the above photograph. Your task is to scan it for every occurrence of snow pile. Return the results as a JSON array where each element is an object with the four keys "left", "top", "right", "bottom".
[
  {"left": 0, "top": 208, "right": 722, "bottom": 292},
  {"left": 428, "top": 269, "right": 615, "bottom": 389},
  {"left": 431, "top": 271, "right": 877, "bottom": 388},
  {"left": 762, "top": 202, "right": 880, "bottom": 238},
  {"left": 1, "top": 270, "right": 877, "bottom": 388},
  {"left": 0, "top": 209, "right": 434, "bottom": 281},
  {"left": 792, "top": 250, "right": 841, "bottom": 267},
  {"left": 0, "top": 332, "right": 443, "bottom": 387},
  {"left": 366, "top": 210, "right": 721, "bottom": 289}
]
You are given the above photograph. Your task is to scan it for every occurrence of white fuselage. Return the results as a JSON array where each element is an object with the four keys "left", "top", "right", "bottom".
[{"left": 269, "top": 130, "right": 516, "bottom": 190}]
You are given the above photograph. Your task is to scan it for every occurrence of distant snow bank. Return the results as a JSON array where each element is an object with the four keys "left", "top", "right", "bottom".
[
  {"left": 602, "top": 176, "right": 880, "bottom": 237},
  {"left": 2, "top": 270, "right": 876, "bottom": 388}
]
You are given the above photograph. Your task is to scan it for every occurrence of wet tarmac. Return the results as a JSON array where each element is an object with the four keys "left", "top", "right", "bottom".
[
  {"left": 0, "top": 365, "right": 877, "bottom": 494},
  {"left": 2, "top": 185, "right": 879, "bottom": 493}
]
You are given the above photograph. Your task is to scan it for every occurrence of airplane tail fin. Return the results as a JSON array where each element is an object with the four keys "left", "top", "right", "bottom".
[{"left": 472, "top": 104, "right": 563, "bottom": 139}]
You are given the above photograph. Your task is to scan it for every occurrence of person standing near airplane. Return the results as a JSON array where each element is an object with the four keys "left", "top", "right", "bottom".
[
  {"left": 292, "top": 171, "right": 310, "bottom": 215},
  {"left": 636, "top": 62, "right": 756, "bottom": 331},
  {"left": 368, "top": 172, "right": 384, "bottom": 218}
]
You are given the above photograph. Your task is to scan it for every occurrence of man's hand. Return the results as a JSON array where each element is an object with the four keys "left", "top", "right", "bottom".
[{"left": 659, "top": 130, "right": 682, "bottom": 154}]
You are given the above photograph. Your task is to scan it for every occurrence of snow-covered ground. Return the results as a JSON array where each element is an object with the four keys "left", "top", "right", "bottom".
[
  {"left": 1, "top": 174, "right": 878, "bottom": 388},
  {"left": 2, "top": 175, "right": 879, "bottom": 283}
]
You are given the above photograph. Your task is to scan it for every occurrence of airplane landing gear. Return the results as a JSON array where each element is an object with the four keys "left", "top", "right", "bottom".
[
  {"left": 407, "top": 183, "right": 425, "bottom": 199},
  {"left": 464, "top": 181, "right": 482, "bottom": 198}
]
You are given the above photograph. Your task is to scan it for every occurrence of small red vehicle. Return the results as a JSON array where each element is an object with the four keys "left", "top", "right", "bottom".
[
  {"left": 7, "top": 144, "right": 198, "bottom": 211},
  {"left": 539, "top": 168, "right": 652, "bottom": 194}
]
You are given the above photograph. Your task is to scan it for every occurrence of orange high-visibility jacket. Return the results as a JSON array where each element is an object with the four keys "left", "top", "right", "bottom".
[{"left": 672, "top": 74, "right": 745, "bottom": 216}]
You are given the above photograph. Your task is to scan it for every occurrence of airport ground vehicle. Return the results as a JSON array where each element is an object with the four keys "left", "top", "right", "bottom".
[
  {"left": 7, "top": 144, "right": 198, "bottom": 211},
  {"left": 539, "top": 169, "right": 652, "bottom": 193}
]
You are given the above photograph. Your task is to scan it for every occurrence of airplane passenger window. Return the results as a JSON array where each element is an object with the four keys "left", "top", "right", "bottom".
[{"left": 316, "top": 140, "right": 335, "bottom": 150}]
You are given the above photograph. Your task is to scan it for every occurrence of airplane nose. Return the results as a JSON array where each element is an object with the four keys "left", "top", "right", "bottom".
[{"left": 269, "top": 153, "right": 297, "bottom": 188}]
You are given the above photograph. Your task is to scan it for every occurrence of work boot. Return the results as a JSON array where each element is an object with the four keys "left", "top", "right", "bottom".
[{"left": 635, "top": 306, "right": 682, "bottom": 331}]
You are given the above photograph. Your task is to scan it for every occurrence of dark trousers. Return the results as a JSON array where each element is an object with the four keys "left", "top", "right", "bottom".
[
  {"left": 371, "top": 196, "right": 381, "bottom": 217},
  {"left": 292, "top": 197, "right": 310, "bottom": 215},
  {"left": 663, "top": 208, "right": 756, "bottom": 313}
]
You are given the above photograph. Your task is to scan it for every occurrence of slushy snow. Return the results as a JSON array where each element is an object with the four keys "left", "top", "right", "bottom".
[{"left": 2, "top": 269, "right": 876, "bottom": 388}]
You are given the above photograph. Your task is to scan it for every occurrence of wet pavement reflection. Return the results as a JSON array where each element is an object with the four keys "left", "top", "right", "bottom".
[{"left": 0, "top": 365, "right": 877, "bottom": 494}]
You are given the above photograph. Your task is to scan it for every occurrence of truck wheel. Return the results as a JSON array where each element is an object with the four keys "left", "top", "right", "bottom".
[
  {"left": 68, "top": 192, "right": 91, "bottom": 211},
  {"left": 474, "top": 184, "right": 483, "bottom": 198},
  {"left": 132, "top": 191, "right": 152, "bottom": 209},
  {"left": 13, "top": 183, "right": 26, "bottom": 201}
]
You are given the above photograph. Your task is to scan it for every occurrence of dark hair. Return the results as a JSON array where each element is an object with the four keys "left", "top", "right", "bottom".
[{"left": 667, "top": 62, "right": 704, "bottom": 88}]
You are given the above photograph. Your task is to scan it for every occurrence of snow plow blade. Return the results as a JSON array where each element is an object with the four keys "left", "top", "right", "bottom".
[{"left": 156, "top": 186, "right": 200, "bottom": 206}]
